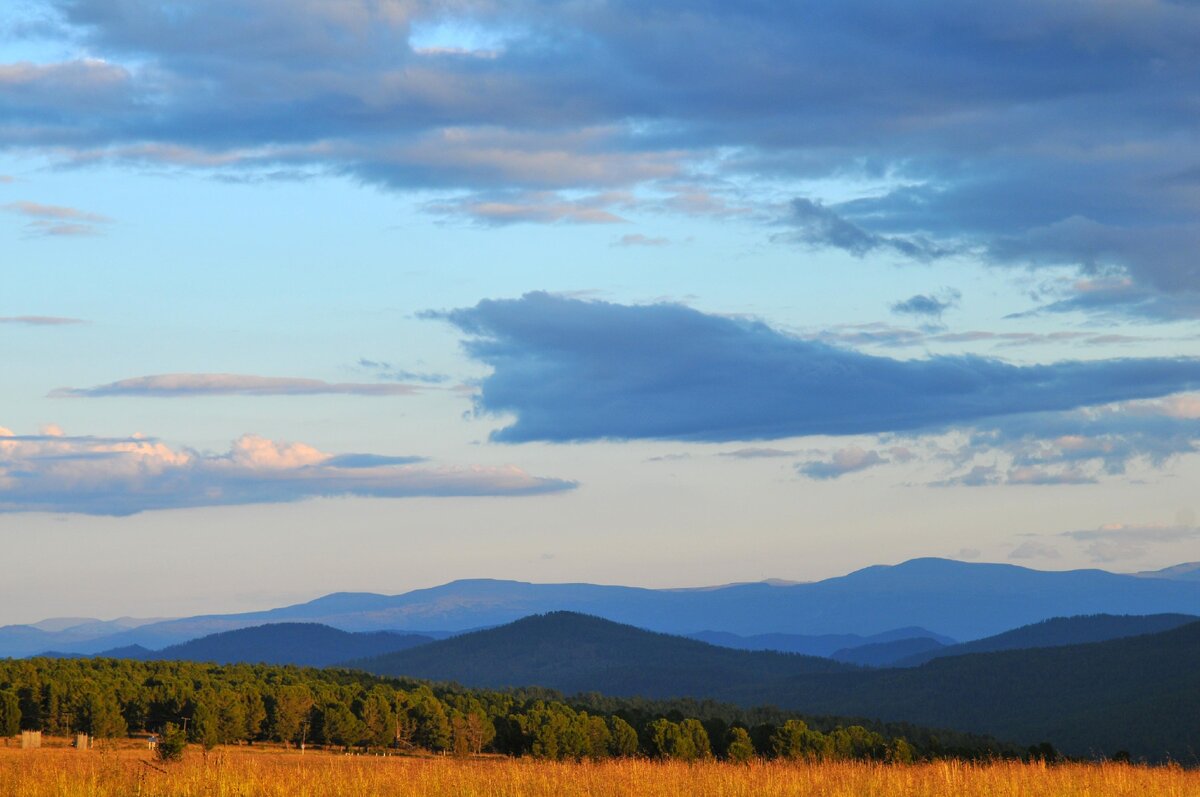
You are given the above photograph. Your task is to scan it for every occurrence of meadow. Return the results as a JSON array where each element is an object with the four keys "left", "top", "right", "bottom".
[{"left": 0, "top": 747, "right": 1197, "bottom": 797}]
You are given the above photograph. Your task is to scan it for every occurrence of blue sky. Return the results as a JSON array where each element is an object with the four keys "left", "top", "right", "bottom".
[{"left": 3, "top": 0, "right": 1200, "bottom": 623}]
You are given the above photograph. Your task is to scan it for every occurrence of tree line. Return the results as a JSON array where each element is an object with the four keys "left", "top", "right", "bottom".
[{"left": 0, "top": 656, "right": 1017, "bottom": 762}]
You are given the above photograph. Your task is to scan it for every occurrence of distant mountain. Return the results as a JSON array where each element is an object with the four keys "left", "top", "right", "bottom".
[
  {"left": 896, "top": 613, "right": 1200, "bottom": 666},
  {"left": 8, "top": 557, "right": 1200, "bottom": 657},
  {"left": 688, "top": 627, "right": 955, "bottom": 657},
  {"left": 349, "top": 612, "right": 855, "bottom": 697},
  {"left": 832, "top": 637, "right": 947, "bottom": 668},
  {"left": 102, "top": 623, "right": 434, "bottom": 667},
  {"left": 748, "top": 620, "right": 1200, "bottom": 760},
  {"left": 1134, "top": 562, "right": 1200, "bottom": 582},
  {"left": 0, "top": 616, "right": 167, "bottom": 659}
]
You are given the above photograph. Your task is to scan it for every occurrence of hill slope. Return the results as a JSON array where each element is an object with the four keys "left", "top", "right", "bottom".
[
  {"left": 896, "top": 613, "right": 1200, "bottom": 666},
  {"left": 832, "top": 637, "right": 946, "bottom": 667},
  {"left": 688, "top": 627, "right": 955, "bottom": 657},
  {"left": 730, "top": 621, "right": 1200, "bottom": 760},
  {"left": 350, "top": 611, "right": 855, "bottom": 697},
  {"left": 112, "top": 623, "right": 433, "bottom": 667}
]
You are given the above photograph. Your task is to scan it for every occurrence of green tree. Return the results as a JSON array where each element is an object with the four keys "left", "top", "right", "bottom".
[
  {"left": 771, "top": 719, "right": 827, "bottom": 760},
  {"left": 680, "top": 718, "right": 711, "bottom": 760},
  {"left": 725, "top": 726, "right": 755, "bottom": 763},
  {"left": 155, "top": 722, "right": 188, "bottom": 763},
  {"left": 648, "top": 719, "right": 698, "bottom": 761},
  {"left": 608, "top": 716, "right": 639, "bottom": 757},
  {"left": 887, "top": 736, "right": 915, "bottom": 764},
  {"left": 409, "top": 692, "right": 452, "bottom": 752},
  {"left": 358, "top": 687, "right": 397, "bottom": 748},
  {"left": 80, "top": 690, "right": 128, "bottom": 738},
  {"left": 319, "top": 702, "right": 365, "bottom": 748},
  {"left": 0, "top": 690, "right": 20, "bottom": 737},
  {"left": 267, "top": 685, "right": 313, "bottom": 746},
  {"left": 190, "top": 696, "right": 221, "bottom": 750}
]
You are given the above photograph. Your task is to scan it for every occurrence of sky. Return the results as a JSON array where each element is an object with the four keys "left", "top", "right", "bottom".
[{"left": 3, "top": 0, "right": 1200, "bottom": 624}]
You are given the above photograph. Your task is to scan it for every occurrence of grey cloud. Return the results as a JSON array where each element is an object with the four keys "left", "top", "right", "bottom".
[
  {"left": 434, "top": 293, "right": 1200, "bottom": 443},
  {"left": 0, "top": 427, "right": 574, "bottom": 515},
  {"left": 357, "top": 359, "right": 450, "bottom": 384},
  {"left": 797, "top": 447, "right": 887, "bottom": 480},
  {"left": 1009, "top": 540, "right": 1061, "bottom": 560},
  {"left": 891, "top": 290, "right": 960, "bottom": 319},
  {"left": 50, "top": 373, "right": 425, "bottom": 398},
  {"left": 719, "top": 447, "right": 795, "bottom": 459},
  {"left": 1058, "top": 523, "right": 1200, "bottom": 562},
  {"left": 781, "top": 199, "right": 952, "bottom": 261}
]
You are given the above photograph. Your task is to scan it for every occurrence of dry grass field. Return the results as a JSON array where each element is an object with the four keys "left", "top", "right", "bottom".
[{"left": 1, "top": 746, "right": 1198, "bottom": 797}]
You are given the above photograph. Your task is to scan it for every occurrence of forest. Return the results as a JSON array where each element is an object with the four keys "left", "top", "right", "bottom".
[{"left": 0, "top": 657, "right": 1021, "bottom": 763}]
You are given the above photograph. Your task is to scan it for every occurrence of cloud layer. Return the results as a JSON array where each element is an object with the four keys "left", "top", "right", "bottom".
[
  {"left": 435, "top": 293, "right": 1200, "bottom": 443},
  {"left": 51, "top": 373, "right": 424, "bottom": 397},
  {"left": 3, "top": 1, "right": 1199, "bottom": 311},
  {"left": 0, "top": 426, "right": 574, "bottom": 515}
]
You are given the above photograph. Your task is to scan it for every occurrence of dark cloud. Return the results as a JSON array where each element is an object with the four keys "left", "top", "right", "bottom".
[
  {"left": 433, "top": 293, "right": 1200, "bottom": 443},
  {"left": 780, "top": 199, "right": 952, "bottom": 260},
  {"left": 891, "top": 290, "right": 960, "bottom": 319}
]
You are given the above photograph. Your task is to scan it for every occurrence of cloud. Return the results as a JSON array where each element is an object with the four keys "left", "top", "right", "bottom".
[
  {"left": 1014, "top": 278, "right": 1200, "bottom": 322},
  {"left": 426, "top": 190, "right": 630, "bottom": 225},
  {"left": 614, "top": 233, "right": 668, "bottom": 247},
  {"left": 1009, "top": 540, "right": 1061, "bottom": 560},
  {"left": 0, "top": 316, "right": 86, "bottom": 325},
  {"left": 357, "top": 359, "right": 450, "bottom": 384},
  {"left": 797, "top": 447, "right": 887, "bottom": 480},
  {"left": 0, "top": 0, "right": 1191, "bottom": 306},
  {"left": 1059, "top": 522, "right": 1200, "bottom": 562},
  {"left": 780, "top": 199, "right": 952, "bottom": 260},
  {"left": 50, "top": 373, "right": 426, "bottom": 398},
  {"left": 0, "top": 175, "right": 13, "bottom": 184},
  {"left": 891, "top": 290, "right": 960, "bottom": 319},
  {"left": 0, "top": 426, "right": 574, "bottom": 515},
  {"left": 719, "top": 447, "right": 795, "bottom": 459},
  {"left": 432, "top": 293, "right": 1200, "bottom": 443},
  {"left": 3, "top": 200, "right": 112, "bottom": 237}
]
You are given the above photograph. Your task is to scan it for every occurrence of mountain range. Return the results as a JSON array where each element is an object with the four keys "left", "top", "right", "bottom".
[{"left": 5, "top": 557, "right": 1200, "bottom": 659}]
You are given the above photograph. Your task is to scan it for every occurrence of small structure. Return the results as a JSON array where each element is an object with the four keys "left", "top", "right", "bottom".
[
  {"left": 20, "top": 731, "right": 41, "bottom": 750},
  {"left": 74, "top": 734, "right": 91, "bottom": 750}
]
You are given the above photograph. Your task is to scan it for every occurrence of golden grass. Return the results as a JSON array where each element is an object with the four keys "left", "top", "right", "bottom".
[{"left": 0, "top": 747, "right": 1197, "bottom": 797}]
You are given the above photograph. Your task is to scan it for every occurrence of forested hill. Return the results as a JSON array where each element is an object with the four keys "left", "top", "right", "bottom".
[
  {"left": 746, "top": 620, "right": 1200, "bottom": 760},
  {"left": 103, "top": 623, "right": 434, "bottom": 667},
  {"left": 896, "top": 613, "right": 1199, "bottom": 666},
  {"left": 349, "top": 611, "right": 855, "bottom": 696},
  {"left": 354, "top": 611, "right": 1200, "bottom": 760}
]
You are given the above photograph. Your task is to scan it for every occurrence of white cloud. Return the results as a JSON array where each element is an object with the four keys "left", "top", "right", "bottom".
[{"left": 0, "top": 426, "right": 574, "bottom": 515}]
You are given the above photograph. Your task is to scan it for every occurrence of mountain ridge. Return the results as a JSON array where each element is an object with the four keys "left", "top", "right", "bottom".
[{"left": 5, "top": 557, "right": 1199, "bottom": 658}]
